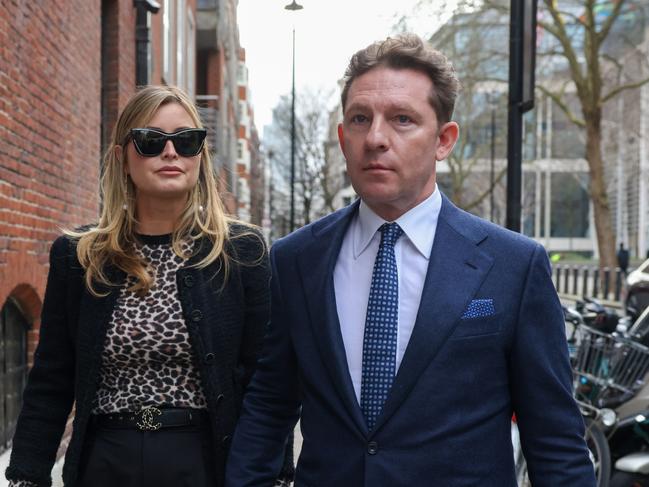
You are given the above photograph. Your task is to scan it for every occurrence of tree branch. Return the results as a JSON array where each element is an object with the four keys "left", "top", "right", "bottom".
[
  {"left": 597, "top": 0, "right": 626, "bottom": 44},
  {"left": 602, "top": 76, "right": 649, "bottom": 104},
  {"left": 540, "top": 0, "right": 586, "bottom": 91},
  {"left": 464, "top": 167, "right": 506, "bottom": 212},
  {"left": 537, "top": 84, "right": 586, "bottom": 128}
]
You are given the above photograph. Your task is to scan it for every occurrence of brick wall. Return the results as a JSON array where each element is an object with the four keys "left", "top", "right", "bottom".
[
  {"left": 101, "top": 0, "right": 136, "bottom": 154},
  {"left": 0, "top": 0, "right": 102, "bottom": 345}
]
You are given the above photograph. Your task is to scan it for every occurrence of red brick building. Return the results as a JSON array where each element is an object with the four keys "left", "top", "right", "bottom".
[{"left": 0, "top": 0, "right": 254, "bottom": 457}]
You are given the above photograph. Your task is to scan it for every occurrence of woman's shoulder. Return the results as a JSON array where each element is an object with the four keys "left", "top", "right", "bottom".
[
  {"left": 228, "top": 221, "right": 262, "bottom": 238},
  {"left": 51, "top": 223, "right": 97, "bottom": 260},
  {"left": 227, "top": 221, "right": 266, "bottom": 249},
  {"left": 223, "top": 221, "right": 268, "bottom": 265}
]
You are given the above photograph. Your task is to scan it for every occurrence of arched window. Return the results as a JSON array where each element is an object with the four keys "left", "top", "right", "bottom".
[{"left": 0, "top": 298, "right": 29, "bottom": 452}]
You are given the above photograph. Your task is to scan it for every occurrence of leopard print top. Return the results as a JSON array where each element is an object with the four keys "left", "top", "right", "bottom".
[
  {"left": 9, "top": 235, "right": 208, "bottom": 487},
  {"left": 92, "top": 233, "right": 207, "bottom": 413}
]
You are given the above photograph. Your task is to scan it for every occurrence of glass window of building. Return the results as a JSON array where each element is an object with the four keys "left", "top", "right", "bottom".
[{"left": 0, "top": 298, "right": 29, "bottom": 453}]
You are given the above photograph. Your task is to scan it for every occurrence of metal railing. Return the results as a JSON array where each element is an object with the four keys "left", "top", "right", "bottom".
[{"left": 553, "top": 264, "right": 626, "bottom": 305}]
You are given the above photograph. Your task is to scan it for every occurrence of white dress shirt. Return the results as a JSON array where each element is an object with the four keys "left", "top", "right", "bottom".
[{"left": 333, "top": 187, "right": 442, "bottom": 403}]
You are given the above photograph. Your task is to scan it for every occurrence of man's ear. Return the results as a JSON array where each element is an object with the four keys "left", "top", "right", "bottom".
[
  {"left": 337, "top": 123, "right": 345, "bottom": 153},
  {"left": 435, "top": 121, "right": 459, "bottom": 161}
]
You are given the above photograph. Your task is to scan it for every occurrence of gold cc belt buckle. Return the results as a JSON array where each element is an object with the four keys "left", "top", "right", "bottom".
[{"left": 135, "top": 406, "right": 162, "bottom": 431}]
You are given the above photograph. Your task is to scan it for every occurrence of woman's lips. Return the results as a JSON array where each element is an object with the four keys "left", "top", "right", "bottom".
[{"left": 157, "top": 166, "right": 184, "bottom": 175}]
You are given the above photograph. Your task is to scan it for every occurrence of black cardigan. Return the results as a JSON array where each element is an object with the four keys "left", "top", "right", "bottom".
[{"left": 6, "top": 225, "right": 286, "bottom": 487}]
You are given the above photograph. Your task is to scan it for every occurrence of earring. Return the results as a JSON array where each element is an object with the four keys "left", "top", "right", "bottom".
[{"left": 123, "top": 173, "right": 129, "bottom": 211}]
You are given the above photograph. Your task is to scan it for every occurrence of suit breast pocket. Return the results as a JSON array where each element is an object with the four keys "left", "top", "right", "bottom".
[{"left": 450, "top": 313, "right": 503, "bottom": 340}]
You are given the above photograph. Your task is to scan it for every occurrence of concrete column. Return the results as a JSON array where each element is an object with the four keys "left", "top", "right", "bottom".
[
  {"left": 545, "top": 169, "right": 552, "bottom": 249},
  {"left": 535, "top": 165, "right": 542, "bottom": 239},
  {"left": 639, "top": 30, "right": 649, "bottom": 258},
  {"left": 616, "top": 96, "right": 625, "bottom": 245}
]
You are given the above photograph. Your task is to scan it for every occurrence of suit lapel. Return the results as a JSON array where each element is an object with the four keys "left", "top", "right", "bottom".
[
  {"left": 372, "top": 196, "right": 494, "bottom": 432},
  {"left": 296, "top": 202, "right": 368, "bottom": 436}
]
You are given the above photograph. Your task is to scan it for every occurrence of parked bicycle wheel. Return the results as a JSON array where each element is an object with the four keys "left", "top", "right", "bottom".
[{"left": 585, "top": 417, "right": 612, "bottom": 487}]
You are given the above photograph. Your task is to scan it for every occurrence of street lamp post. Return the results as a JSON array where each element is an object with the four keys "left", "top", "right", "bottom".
[
  {"left": 267, "top": 150, "right": 274, "bottom": 242},
  {"left": 285, "top": 0, "right": 303, "bottom": 233},
  {"left": 489, "top": 93, "right": 497, "bottom": 222}
]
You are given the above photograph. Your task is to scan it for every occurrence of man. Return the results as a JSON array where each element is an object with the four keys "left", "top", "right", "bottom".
[
  {"left": 226, "top": 34, "right": 595, "bottom": 486},
  {"left": 617, "top": 242, "right": 630, "bottom": 276}
]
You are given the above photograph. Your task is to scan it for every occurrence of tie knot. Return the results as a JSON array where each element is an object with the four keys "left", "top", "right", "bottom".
[{"left": 380, "top": 222, "right": 403, "bottom": 248}]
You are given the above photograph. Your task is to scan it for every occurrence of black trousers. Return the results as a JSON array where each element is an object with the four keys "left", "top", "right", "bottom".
[{"left": 77, "top": 421, "right": 217, "bottom": 487}]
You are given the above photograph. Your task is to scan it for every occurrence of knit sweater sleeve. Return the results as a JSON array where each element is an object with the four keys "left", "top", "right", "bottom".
[
  {"left": 6, "top": 236, "right": 77, "bottom": 486},
  {"left": 8, "top": 480, "right": 38, "bottom": 486},
  {"left": 234, "top": 227, "right": 270, "bottom": 388}
]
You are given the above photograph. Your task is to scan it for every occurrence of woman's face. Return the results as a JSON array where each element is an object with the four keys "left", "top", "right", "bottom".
[{"left": 124, "top": 102, "right": 201, "bottom": 205}]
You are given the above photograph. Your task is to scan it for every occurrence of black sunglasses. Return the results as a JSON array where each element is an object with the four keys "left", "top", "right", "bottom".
[{"left": 128, "top": 128, "right": 207, "bottom": 157}]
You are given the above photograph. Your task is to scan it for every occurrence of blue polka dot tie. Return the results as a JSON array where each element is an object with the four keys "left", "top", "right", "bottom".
[{"left": 360, "top": 222, "right": 403, "bottom": 431}]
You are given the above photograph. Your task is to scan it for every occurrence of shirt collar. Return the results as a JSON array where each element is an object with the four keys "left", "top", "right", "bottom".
[{"left": 354, "top": 185, "right": 441, "bottom": 260}]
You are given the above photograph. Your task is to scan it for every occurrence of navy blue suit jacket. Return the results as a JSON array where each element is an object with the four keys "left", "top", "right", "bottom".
[{"left": 226, "top": 195, "right": 596, "bottom": 486}]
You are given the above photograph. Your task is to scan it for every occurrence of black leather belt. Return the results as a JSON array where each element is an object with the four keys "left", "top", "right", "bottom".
[{"left": 91, "top": 407, "right": 209, "bottom": 432}]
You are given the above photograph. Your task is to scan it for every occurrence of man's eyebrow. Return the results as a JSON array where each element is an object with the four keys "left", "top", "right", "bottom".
[
  {"left": 345, "top": 101, "right": 419, "bottom": 112},
  {"left": 385, "top": 102, "right": 419, "bottom": 113},
  {"left": 344, "top": 102, "right": 369, "bottom": 112}
]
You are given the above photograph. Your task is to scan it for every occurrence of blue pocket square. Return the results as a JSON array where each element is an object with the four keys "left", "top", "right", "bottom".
[{"left": 461, "top": 299, "right": 495, "bottom": 319}]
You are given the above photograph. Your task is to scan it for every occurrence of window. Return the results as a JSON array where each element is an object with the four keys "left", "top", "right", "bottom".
[
  {"left": 0, "top": 298, "right": 29, "bottom": 452},
  {"left": 186, "top": 9, "right": 196, "bottom": 97},
  {"left": 237, "top": 63, "right": 247, "bottom": 84},
  {"left": 239, "top": 101, "right": 247, "bottom": 124},
  {"left": 550, "top": 173, "right": 590, "bottom": 238},
  {"left": 176, "top": 0, "right": 186, "bottom": 89},
  {"left": 522, "top": 172, "right": 537, "bottom": 238},
  {"left": 162, "top": 0, "right": 175, "bottom": 84},
  {"left": 146, "top": 8, "right": 154, "bottom": 83}
]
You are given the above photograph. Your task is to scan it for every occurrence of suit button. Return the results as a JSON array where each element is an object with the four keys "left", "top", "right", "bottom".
[
  {"left": 222, "top": 435, "right": 231, "bottom": 445},
  {"left": 183, "top": 275, "right": 195, "bottom": 287},
  {"left": 215, "top": 393, "right": 224, "bottom": 407},
  {"left": 204, "top": 352, "right": 215, "bottom": 364},
  {"left": 367, "top": 441, "right": 378, "bottom": 455},
  {"left": 191, "top": 309, "right": 202, "bottom": 322}
]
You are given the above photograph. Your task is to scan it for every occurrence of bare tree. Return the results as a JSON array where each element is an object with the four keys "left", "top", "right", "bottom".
[
  {"left": 264, "top": 88, "right": 343, "bottom": 233},
  {"left": 418, "top": 5, "right": 510, "bottom": 217},
  {"left": 407, "top": 0, "right": 649, "bottom": 271},
  {"left": 535, "top": 0, "right": 649, "bottom": 270}
]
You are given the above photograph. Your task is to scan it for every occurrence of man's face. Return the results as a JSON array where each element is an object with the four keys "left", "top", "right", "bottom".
[{"left": 338, "top": 67, "right": 458, "bottom": 221}]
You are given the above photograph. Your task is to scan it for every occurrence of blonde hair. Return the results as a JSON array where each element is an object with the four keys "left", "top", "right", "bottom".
[{"left": 67, "top": 85, "right": 241, "bottom": 296}]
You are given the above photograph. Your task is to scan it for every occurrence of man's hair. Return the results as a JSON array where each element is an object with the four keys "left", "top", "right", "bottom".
[{"left": 341, "top": 33, "right": 460, "bottom": 124}]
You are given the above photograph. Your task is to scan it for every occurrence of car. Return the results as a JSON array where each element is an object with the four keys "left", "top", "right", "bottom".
[{"left": 626, "top": 259, "right": 649, "bottom": 323}]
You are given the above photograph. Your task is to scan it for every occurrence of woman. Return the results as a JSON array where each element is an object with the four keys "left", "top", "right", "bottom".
[{"left": 6, "top": 86, "right": 291, "bottom": 486}]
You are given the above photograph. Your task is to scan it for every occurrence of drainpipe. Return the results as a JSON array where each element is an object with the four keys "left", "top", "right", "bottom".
[{"left": 134, "top": 0, "right": 160, "bottom": 86}]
